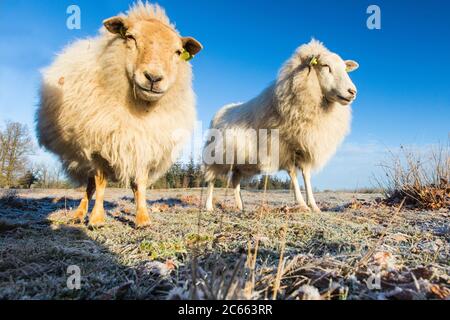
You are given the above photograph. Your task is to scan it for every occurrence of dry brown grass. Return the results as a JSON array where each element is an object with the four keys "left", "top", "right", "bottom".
[{"left": 379, "top": 143, "right": 449, "bottom": 210}]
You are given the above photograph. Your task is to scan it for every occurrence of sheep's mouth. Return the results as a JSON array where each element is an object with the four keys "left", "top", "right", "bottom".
[
  {"left": 135, "top": 82, "right": 165, "bottom": 95},
  {"left": 337, "top": 95, "right": 352, "bottom": 104}
]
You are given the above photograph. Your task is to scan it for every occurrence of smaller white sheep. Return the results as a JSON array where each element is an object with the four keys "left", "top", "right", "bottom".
[{"left": 203, "top": 40, "right": 359, "bottom": 212}]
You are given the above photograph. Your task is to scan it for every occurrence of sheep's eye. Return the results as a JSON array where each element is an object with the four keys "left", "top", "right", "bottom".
[
  {"left": 126, "top": 34, "right": 136, "bottom": 42},
  {"left": 321, "top": 64, "right": 332, "bottom": 73},
  {"left": 175, "top": 50, "right": 183, "bottom": 56}
]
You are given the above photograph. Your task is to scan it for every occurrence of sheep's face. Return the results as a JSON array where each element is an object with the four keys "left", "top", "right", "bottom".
[
  {"left": 313, "top": 54, "right": 359, "bottom": 106},
  {"left": 104, "top": 17, "right": 202, "bottom": 102}
]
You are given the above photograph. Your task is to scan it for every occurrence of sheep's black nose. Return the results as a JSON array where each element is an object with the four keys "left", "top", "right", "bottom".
[
  {"left": 144, "top": 72, "right": 163, "bottom": 83},
  {"left": 348, "top": 88, "right": 357, "bottom": 96}
]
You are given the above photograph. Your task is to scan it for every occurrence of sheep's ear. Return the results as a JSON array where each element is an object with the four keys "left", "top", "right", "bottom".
[
  {"left": 182, "top": 37, "right": 203, "bottom": 56},
  {"left": 103, "top": 16, "right": 129, "bottom": 37},
  {"left": 345, "top": 60, "right": 359, "bottom": 72}
]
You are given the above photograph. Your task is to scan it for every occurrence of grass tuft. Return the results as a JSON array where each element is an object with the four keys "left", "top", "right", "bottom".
[
  {"left": 378, "top": 142, "right": 449, "bottom": 210},
  {"left": 139, "top": 240, "right": 187, "bottom": 260}
]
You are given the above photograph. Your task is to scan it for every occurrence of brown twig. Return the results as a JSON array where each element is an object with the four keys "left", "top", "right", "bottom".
[{"left": 272, "top": 225, "right": 287, "bottom": 300}]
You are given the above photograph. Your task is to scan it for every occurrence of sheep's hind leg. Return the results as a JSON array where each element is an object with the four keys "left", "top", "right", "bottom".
[
  {"left": 288, "top": 169, "right": 309, "bottom": 211},
  {"left": 88, "top": 170, "right": 108, "bottom": 227},
  {"left": 205, "top": 181, "right": 215, "bottom": 212},
  {"left": 232, "top": 172, "right": 244, "bottom": 211},
  {"left": 73, "top": 177, "right": 95, "bottom": 223},
  {"left": 132, "top": 176, "right": 151, "bottom": 228},
  {"left": 301, "top": 167, "right": 321, "bottom": 213}
]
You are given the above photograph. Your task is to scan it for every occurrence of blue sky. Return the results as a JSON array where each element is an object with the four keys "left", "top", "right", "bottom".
[{"left": 0, "top": 0, "right": 449, "bottom": 189}]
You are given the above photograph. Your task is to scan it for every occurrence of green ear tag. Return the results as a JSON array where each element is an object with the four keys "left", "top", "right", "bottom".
[{"left": 180, "top": 49, "right": 193, "bottom": 61}]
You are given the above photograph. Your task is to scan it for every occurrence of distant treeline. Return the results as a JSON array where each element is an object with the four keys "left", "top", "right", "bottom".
[{"left": 152, "top": 158, "right": 292, "bottom": 190}]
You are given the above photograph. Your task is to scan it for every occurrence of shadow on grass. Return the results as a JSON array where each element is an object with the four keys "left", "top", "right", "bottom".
[
  {"left": 120, "top": 196, "right": 188, "bottom": 207},
  {"left": 0, "top": 193, "right": 183, "bottom": 299}
]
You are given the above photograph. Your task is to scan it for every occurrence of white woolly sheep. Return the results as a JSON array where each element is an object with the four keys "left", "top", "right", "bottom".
[
  {"left": 203, "top": 40, "right": 359, "bottom": 212},
  {"left": 36, "top": 2, "right": 203, "bottom": 227}
]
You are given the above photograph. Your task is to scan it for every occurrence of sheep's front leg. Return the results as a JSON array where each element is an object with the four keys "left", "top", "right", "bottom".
[
  {"left": 301, "top": 167, "right": 321, "bottom": 213},
  {"left": 73, "top": 177, "right": 95, "bottom": 223},
  {"left": 132, "top": 176, "right": 151, "bottom": 228},
  {"left": 288, "top": 168, "right": 309, "bottom": 211},
  {"left": 205, "top": 181, "right": 215, "bottom": 211},
  {"left": 88, "top": 170, "right": 108, "bottom": 226},
  {"left": 232, "top": 172, "right": 244, "bottom": 211}
]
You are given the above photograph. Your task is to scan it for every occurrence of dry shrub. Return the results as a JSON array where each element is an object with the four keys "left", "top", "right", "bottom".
[
  {"left": 215, "top": 200, "right": 235, "bottom": 212},
  {"left": 180, "top": 195, "right": 200, "bottom": 206},
  {"left": 254, "top": 204, "right": 310, "bottom": 215},
  {"left": 151, "top": 203, "right": 170, "bottom": 213},
  {"left": 378, "top": 142, "right": 449, "bottom": 210}
]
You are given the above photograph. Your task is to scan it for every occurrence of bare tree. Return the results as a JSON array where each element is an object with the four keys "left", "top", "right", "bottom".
[
  {"left": 0, "top": 121, "right": 34, "bottom": 187},
  {"left": 32, "top": 161, "right": 69, "bottom": 188}
]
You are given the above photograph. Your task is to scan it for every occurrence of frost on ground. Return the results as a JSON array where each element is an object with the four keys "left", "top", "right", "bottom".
[{"left": 0, "top": 188, "right": 448, "bottom": 300}]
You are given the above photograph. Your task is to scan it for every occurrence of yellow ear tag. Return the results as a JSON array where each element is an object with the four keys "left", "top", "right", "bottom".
[
  {"left": 345, "top": 66, "right": 351, "bottom": 73},
  {"left": 310, "top": 57, "right": 318, "bottom": 66},
  {"left": 180, "top": 49, "right": 193, "bottom": 61}
]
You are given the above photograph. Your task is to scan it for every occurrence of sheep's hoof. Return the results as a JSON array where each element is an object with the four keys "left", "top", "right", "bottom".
[
  {"left": 298, "top": 205, "right": 311, "bottom": 213},
  {"left": 135, "top": 218, "right": 151, "bottom": 229},
  {"left": 310, "top": 206, "right": 322, "bottom": 213},
  {"left": 71, "top": 209, "right": 87, "bottom": 223},
  {"left": 205, "top": 205, "right": 214, "bottom": 212},
  {"left": 88, "top": 220, "right": 106, "bottom": 228},
  {"left": 88, "top": 208, "right": 106, "bottom": 227},
  {"left": 135, "top": 209, "right": 151, "bottom": 228}
]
